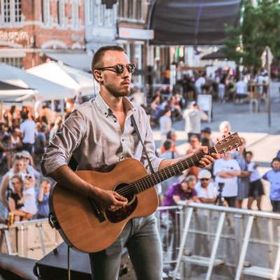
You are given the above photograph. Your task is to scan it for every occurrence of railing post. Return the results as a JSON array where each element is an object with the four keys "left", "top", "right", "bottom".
[{"left": 235, "top": 215, "right": 254, "bottom": 280}]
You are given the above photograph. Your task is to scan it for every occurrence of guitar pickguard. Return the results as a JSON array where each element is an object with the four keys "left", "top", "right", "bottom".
[{"left": 105, "top": 183, "right": 138, "bottom": 223}]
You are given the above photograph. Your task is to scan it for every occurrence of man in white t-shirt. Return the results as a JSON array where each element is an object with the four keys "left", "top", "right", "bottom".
[
  {"left": 195, "top": 169, "right": 217, "bottom": 204},
  {"left": 20, "top": 112, "right": 36, "bottom": 155},
  {"left": 183, "top": 102, "right": 208, "bottom": 141},
  {"left": 213, "top": 152, "right": 241, "bottom": 207},
  {"left": 235, "top": 78, "right": 248, "bottom": 103}
]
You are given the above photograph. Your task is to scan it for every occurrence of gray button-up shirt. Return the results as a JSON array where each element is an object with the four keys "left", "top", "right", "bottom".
[{"left": 41, "top": 93, "right": 162, "bottom": 175}]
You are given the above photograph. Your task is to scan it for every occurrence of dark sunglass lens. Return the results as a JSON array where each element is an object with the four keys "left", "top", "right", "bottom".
[
  {"left": 115, "top": 64, "right": 125, "bottom": 74},
  {"left": 127, "top": 64, "right": 135, "bottom": 73}
]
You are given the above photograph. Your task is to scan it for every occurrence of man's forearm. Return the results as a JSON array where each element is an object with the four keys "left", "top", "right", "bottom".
[{"left": 49, "top": 165, "right": 100, "bottom": 198}]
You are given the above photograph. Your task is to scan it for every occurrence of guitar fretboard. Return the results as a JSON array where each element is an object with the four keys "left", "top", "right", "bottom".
[{"left": 118, "top": 147, "right": 216, "bottom": 197}]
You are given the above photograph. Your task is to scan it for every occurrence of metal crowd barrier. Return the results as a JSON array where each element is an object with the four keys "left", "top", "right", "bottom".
[
  {"left": 1, "top": 206, "right": 280, "bottom": 280},
  {"left": 0, "top": 218, "right": 62, "bottom": 260},
  {"left": 160, "top": 203, "right": 280, "bottom": 280}
]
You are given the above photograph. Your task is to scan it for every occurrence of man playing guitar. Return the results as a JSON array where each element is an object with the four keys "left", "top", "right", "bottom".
[{"left": 41, "top": 45, "right": 217, "bottom": 280}]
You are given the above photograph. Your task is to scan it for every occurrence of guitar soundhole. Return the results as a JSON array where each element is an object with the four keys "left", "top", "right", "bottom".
[{"left": 105, "top": 183, "right": 138, "bottom": 223}]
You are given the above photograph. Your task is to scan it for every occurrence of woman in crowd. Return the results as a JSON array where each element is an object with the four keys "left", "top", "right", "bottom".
[{"left": 37, "top": 178, "right": 52, "bottom": 219}]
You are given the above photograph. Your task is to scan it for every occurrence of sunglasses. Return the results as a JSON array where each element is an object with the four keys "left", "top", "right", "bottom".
[
  {"left": 95, "top": 64, "right": 136, "bottom": 75},
  {"left": 25, "top": 175, "right": 33, "bottom": 180},
  {"left": 200, "top": 178, "right": 210, "bottom": 181}
]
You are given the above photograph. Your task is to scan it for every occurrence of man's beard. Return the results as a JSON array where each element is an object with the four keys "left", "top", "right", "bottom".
[{"left": 106, "top": 83, "right": 130, "bottom": 98}]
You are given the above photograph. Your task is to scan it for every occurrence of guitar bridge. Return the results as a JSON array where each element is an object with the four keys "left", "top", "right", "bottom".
[{"left": 88, "top": 198, "right": 106, "bottom": 222}]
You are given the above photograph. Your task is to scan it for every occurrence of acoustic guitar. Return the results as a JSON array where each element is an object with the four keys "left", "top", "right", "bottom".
[{"left": 49, "top": 132, "right": 242, "bottom": 253}]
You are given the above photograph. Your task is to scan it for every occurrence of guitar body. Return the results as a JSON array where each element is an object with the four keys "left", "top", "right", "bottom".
[{"left": 50, "top": 158, "right": 158, "bottom": 253}]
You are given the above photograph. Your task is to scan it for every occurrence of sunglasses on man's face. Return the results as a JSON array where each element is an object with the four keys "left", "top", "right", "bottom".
[{"left": 95, "top": 64, "right": 136, "bottom": 75}]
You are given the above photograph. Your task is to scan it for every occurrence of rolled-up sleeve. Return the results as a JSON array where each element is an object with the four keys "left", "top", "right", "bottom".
[{"left": 41, "top": 110, "right": 87, "bottom": 176}]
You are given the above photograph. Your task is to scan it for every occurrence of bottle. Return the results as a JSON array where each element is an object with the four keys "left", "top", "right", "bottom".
[{"left": 7, "top": 212, "right": 14, "bottom": 227}]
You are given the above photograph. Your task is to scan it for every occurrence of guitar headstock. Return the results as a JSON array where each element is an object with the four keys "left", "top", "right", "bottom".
[{"left": 214, "top": 132, "right": 243, "bottom": 154}]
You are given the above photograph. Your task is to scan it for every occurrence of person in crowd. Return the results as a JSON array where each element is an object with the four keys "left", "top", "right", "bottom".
[
  {"left": 232, "top": 137, "right": 250, "bottom": 209},
  {"left": 185, "top": 134, "right": 202, "bottom": 178},
  {"left": 195, "top": 169, "right": 217, "bottom": 204},
  {"left": 235, "top": 77, "right": 248, "bottom": 103},
  {"left": 218, "top": 79, "right": 226, "bottom": 103},
  {"left": 159, "top": 140, "right": 180, "bottom": 199},
  {"left": 218, "top": 121, "right": 232, "bottom": 139},
  {"left": 20, "top": 111, "right": 36, "bottom": 155},
  {"left": 183, "top": 101, "right": 208, "bottom": 141},
  {"left": 0, "top": 153, "right": 26, "bottom": 211},
  {"left": 19, "top": 174, "right": 38, "bottom": 219},
  {"left": 200, "top": 127, "right": 215, "bottom": 147},
  {"left": 159, "top": 106, "right": 172, "bottom": 143},
  {"left": 37, "top": 178, "right": 52, "bottom": 219},
  {"left": 245, "top": 151, "right": 264, "bottom": 210},
  {"left": 213, "top": 152, "right": 241, "bottom": 207},
  {"left": 21, "top": 150, "right": 41, "bottom": 180},
  {"left": 263, "top": 157, "right": 280, "bottom": 213},
  {"left": 41, "top": 45, "right": 216, "bottom": 280},
  {"left": 160, "top": 130, "right": 179, "bottom": 156},
  {"left": 48, "top": 116, "right": 63, "bottom": 142},
  {"left": 34, "top": 123, "right": 47, "bottom": 168},
  {"left": 195, "top": 72, "right": 206, "bottom": 95},
  {"left": 7, "top": 174, "right": 25, "bottom": 221},
  {"left": 163, "top": 175, "right": 199, "bottom": 206}
]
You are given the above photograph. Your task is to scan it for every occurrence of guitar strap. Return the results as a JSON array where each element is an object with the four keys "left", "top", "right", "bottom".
[{"left": 131, "top": 114, "right": 155, "bottom": 174}]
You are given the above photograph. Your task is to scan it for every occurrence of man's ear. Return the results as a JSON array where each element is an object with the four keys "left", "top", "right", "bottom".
[{"left": 93, "top": 69, "right": 103, "bottom": 83}]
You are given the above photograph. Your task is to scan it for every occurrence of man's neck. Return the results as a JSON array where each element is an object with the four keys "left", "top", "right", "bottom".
[{"left": 100, "top": 91, "right": 124, "bottom": 113}]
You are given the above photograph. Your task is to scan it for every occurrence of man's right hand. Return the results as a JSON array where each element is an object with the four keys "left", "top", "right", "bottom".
[{"left": 95, "top": 188, "right": 128, "bottom": 211}]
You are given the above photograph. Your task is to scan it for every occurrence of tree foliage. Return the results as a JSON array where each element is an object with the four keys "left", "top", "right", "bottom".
[{"left": 224, "top": 0, "right": 280, "bottom": 69}]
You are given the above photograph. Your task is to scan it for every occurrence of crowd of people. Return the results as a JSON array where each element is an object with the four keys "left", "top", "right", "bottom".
[
  {"left": 0, "top": 67, "right": 279, "bottom": 226},
  {"left": 0, "top": 103, "right": 63, "bottom": 223},
  {"left": 158, "top": 120, "right": 280, "bottom": 213}
]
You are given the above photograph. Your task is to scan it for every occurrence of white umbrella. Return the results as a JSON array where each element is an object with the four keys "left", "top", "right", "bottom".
[
  {"left": 0, "top": 63, "right": 75, "bottom": 101},
  {"left": 27, "top": 61, "right": 98, "bottom": 96}
]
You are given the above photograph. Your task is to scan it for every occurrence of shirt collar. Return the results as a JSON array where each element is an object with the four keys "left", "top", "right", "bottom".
[{"left": 94, "top": 93, "right": 136, "bottom": 118}]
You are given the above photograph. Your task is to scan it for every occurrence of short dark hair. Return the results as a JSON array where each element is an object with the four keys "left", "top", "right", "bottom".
[
  {"left": 91, "top": 45, "right": 125, "bottom": 71},
  {"left": 163, "top": 140, "right": 172, "bottom": 151}
]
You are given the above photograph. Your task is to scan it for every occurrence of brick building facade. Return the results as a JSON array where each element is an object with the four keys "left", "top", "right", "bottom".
[{"left": 0, "top": 0, "right": 85, "bottom": 69}]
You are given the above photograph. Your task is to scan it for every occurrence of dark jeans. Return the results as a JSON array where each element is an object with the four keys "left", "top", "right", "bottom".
[
  {"left": 89, "top": 215, "right": 162, "bottom": 280},
  {"left": 271, "top": 200, "right": 280, "bottom": 213},
  {"left": 22, "top": 143, "right": 34, "bottom": 155}
]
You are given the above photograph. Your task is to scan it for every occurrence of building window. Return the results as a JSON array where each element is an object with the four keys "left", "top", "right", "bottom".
[
  {"left": 118, "top": 0, "right": 125, "bottom": 18},
  {"left": 0, "top": 57, "right": 23, "bottom": 68},
  {"left": 72, "top": 0, "right": 79, "bottom": 28},
  {"left": 127, "top": 0, "right": 133, "bottom": 19},
  {"left": 3, "top": 0, "right": 11, "bottom": 23},
  {"left": 97, "top": 3, "right": 104, "bottom": 26},
  {"left": 86, "top": 0, "right": 93, "bottom": 24},
  {"left": 135, "top": 0, "right": 142, "bottom": 20},
  {"left": 41, "top": 0, "right": 50, "bottom": 24},
  {"left": 0, "top": 0, "right": 22, "bottom": 23},
  {"left": 14, "top": 0, "right": 21, "bottom": 22},
  {"left": 57, "top": 0, "right": 65, "bottom": 26}
]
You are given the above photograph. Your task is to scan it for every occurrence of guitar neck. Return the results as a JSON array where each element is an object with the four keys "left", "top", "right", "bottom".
[{"left": 129, "top": 147, "right": 216, "bottom": 195}]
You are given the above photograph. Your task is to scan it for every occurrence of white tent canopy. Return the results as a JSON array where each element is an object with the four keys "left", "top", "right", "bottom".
[
  {"left": 0, "top": 81, "right": 36, "bottom": 102},
  {"left": 0, "top": 63, "right": 75, "bottom": 101},
  {"left": 27, "top": 61, "right": 98, "bottom": 96}
]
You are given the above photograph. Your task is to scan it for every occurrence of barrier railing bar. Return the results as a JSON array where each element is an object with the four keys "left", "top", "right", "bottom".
[
  {"left": 272, "top": 227, "right": 280, "bottom": 280},
  {"left": 172, "top": 207, "right": 193, "bottom": 280},
  {"left": 185, "top": 203, "right": 280, "bottom": 220},
  {"left": 206, "top": 211, "right": 225, "bottom": 280},
  {"left": 234, "top": 215, "right": 255, "bottom": 280}
]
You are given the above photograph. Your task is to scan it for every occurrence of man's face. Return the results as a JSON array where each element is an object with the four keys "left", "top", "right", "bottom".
[
  {"left": 97, "top": 50, "right": 132, "bottom": 98},
  {"left": 200, "top": 178, "right": 210, "bottom": 188}
]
